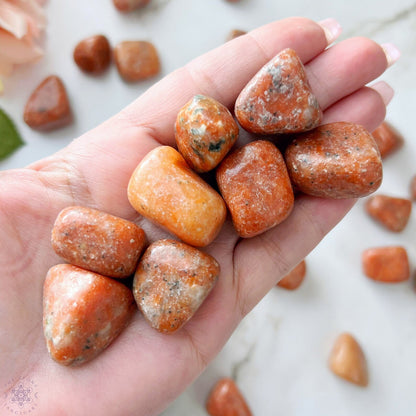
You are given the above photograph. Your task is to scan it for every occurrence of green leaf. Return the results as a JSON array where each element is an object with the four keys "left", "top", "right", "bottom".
[{"left": 0, "top": 107, "right": 25, "bottom": 161}]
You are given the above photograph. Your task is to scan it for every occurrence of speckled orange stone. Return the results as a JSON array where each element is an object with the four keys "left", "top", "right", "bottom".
[
  {"left": 285, "top": 122, "right": 383, "bottom": 199},
  {"left": 329, "top": 333, "right": 368, "bottom": 387},
  {"left": 175, "top": 94, "right": 239, "bottom": 172},
  {"left": 114, "top": 41, "right": 160, "bottom": 82},
  {"left": 365, "top": 194, "right": 412, "bottom": 232},
  {"left": 73, "top": 35, "right": 111, "bottom": 74},
  {"left": 128, "top": 146, "right": 226, "bottom": 247},
  {"left": 277, "top": 259, "right": 306, "bottom": 290},
  {"left": 206, "top": 378, "right": 252, "bottom": 416},
  {"left": 217, "top": 140, "right": 294, "bottom": 238},
  {"left": 362, "top": 246, "right": 410, "bottom": 283},
  {"left": 371, "top": 121, "right": 404, "bottom": 158},
  {"left": 51, "top": 206, "right": 146, "bottom": 278},
  {"left": 235, "top": 48, "right": 322, "bottom": 134},
  {"left": 43, "top": 264, "right": 135, "bottom": 366},
  {"left": 133, "top": 239, "right": 219, "bottom": 333},
  {"left": 23, "top": 75, "right": 72, "bottom": 131}
]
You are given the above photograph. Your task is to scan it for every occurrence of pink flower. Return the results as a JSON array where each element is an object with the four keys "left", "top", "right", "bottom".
[{"left": 0, "top": 0, "right": 46, "bottom": 93}]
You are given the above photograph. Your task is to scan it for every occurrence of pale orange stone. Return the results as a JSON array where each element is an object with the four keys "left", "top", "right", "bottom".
[
  {"left": 128, "top": 146, "right": 226, "bottom": 247},
  {"left": 277, "top": 260, "right": 306, "bottom": 290},
  {"left": 329, "top": 333, "right": 368, "bottom": 387},
  {"left": 371, "top": 121, "right": 404, "bottom": 159}
]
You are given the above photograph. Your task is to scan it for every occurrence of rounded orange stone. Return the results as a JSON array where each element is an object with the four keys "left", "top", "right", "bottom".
[
  {"left": 43, "top": 264, "right": 135, "bottom": 366},
  {"left": 217, "top": 140, "right": 294, "bottom": 238},
  {"left": 128, "top": 146, "right": 226, "bottom": 247},
  {"left": 133, "top": 239, "right": 219, "bottom": 333},
  {"left": 277, "top": 259, "right": 306, "bottom": 290},
  {"left": 285, "top": 122, "right": 383, "bottom": 199},
  {"left": 175, "top": 94, "right": 239, "bottom": 172},
  {"left": 51, "top": 206, "right": 146, "bottom": 278},
  {"left": 371, "top": 121, "right": 404, "bottom": 159},
  {"left": 73, "top": 35, "right": 111, "bottom": 74}
]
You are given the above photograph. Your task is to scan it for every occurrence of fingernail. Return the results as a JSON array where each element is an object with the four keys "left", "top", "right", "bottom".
[
  {"left": 371, "top": 81, "right": 395, "bottom": 106},
  {"left": 381, "top": 43, "right": 401, "bottom": 67},
  {"left": 319, "top": 18, "right": 342, "bottom": 45}
]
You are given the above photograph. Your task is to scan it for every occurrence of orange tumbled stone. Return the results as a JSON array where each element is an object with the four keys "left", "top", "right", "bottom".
[
  {"left": 362, "top": 246, "right": 410, "bottom": 283},
  {"left": 51, "top": 206, "right": 146, "bottom": 278},
  {"left": 128, "top": 146, "right": 226, "bottom": 247},
  {"left": 329, "top": 333, "right": 368, "bottom": 387},
  {"left": 175, "top": 94, "right": 239, "bottom": 172},
  {"left": 114, "top": 41, "right": 160, "bottom": 82},
  {"left": 217, "top": 140, "right": 294, "bottom": 238},
  {"left": 43, "top": 264, "right": 135, "bottom": 366},
  {"left": 133, "top": 239, "right": 219, "bottom": 333},
  {"left": 235, "top": 48, "right": 322, "bottom": 134},
  {"left": 73, "top": 35, "right": 111, "bottom": 74},
  {"left": 206, "top": 377, "right": 252, "bottom": 416},
  {"left": 226, "top": 29, "right": 247, "bottom": 41},
  {"left": 365, "top": 194, "right": 412, "bottom": 232},
  {"left": 277, "top": 259, "right": 306, "bottom": 290},
  {"left": 23, "top": 75, "right": 72, "bottom": 131},
  {"left": 285, "top": 122, "right": 383, "bottom": 199},
  {"left": 371, "top": 121, "right": 404, "bottom": 158}
]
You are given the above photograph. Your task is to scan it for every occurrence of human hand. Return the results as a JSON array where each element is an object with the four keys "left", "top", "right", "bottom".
[{"left": 0, "top": 17, "right": 396, "bottom": 416}]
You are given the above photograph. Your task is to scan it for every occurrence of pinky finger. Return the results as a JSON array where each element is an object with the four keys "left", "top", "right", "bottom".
[{"left": 322, "top": 81, "right": 394, "bottom": 132}]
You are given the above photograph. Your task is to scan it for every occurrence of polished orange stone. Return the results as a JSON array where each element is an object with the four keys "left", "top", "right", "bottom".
[
  {"left": 217, "top": 140, "right": 294, "bottom": 238},
  {"left": 128, "top": 146, "right": 226, "bottom": 247},
  {"left": 175, "top": 94, "right": 239, "bottom": 172},
  {"left": 73, "top": 35, "right": 111, "bottom": 74},
  {"left": 43, "top": 264, "right": 135, "bottom": 366},
  {"left": 23, "top": 75, "right": 72, "bottom": 131},
  {"left": 133, "top": 239, "right": 219, "bottom": 333},
  {"left": 277, "top": 259, "right": 306, "bottom": 290},
  {"left": 371, "top": 121, "right": 404, "bottom": 159},
  {"left": 362, "top": 246, "right": 410, "bottom": 283},
  {"left": 285, "top": 122, "right": 383, "bottom": 199},
  {"left": 235, "top": 48, "right": 322, "bottom": 134},
  {"left": 114, "top": 41, "right": 160, "bottom": 82},
  {"left": 365, "top": 194, "right": 412, "bottom": 232},
  {"left": 206, "top": 378, "right": 252, "bottom": 416},
  {"left": 51, "top": 206, "right": 146, "bottom": 278},
  {"left": 329, "top": 333, "right": 368, "bottom": 387}
]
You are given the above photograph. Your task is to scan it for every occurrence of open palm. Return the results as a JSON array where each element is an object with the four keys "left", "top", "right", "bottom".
[{"left": 0, "top": 18, "right": 393, "bottom": 416}]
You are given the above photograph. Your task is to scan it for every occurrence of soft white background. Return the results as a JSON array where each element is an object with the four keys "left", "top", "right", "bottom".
[{"left": 1, "top": 1, "right": 416, "bottom": 415}]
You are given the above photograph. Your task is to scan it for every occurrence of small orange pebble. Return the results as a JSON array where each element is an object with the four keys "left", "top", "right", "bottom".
[
  {"left": 285, "top": 122, "right": 383, "bottom": 199},
  {"left": 217, "top": 140, "right": 294, "bottom": 238},
  {"left": 114, "top": 41, "right": 160, "bottom": 82},
  {"left": 73, "top": 35, "right": 111, "bottom": 74},
  {"left": 206, "top": 377, "right": 252, "bottom": 416},
  {"left": 235, "top": 48, "right": 322, "bottom": 134},
  {"left": 128, "top": 146, "right": 226, "bottom": 247},
  {"left": 371, "top": 121, "right": 404, "bottom": 158},
  {"left": 226, "top": 29, "right": 247, "bottom": 41},
  {"left": 43, "top": 264, "right": 135, "bottom": 366},
  {"left": 277, "top": 260, "right": 306, "bottom": 290},
  {"left": 175, "top": 94, "right": 239, "bottom": 172},
  {"left": 112, "top": 0, "right": 151, "bottom": 12},
  {"left": 329, "top": 333, "right": 368, "bottom": 387},
  {"left": 410, "top": 175, "right": 416, "bottom": 200},
  {"left": 362, "top": 246, "right": 410, "bottom": 282},
  {"left": 51, "top": 206, "right": 146, "bottom": 278},
  {"left": 23, "top": 75, "right": 72, "bottom": 131},
  {"left": 365, "top": 194, "right": 412, "bottom": 232},
  {"left": 133, "top": 239, "right": 219, "bottom": 333}
]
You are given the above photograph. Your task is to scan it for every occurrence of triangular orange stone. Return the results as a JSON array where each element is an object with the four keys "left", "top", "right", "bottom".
[
  {"left": 235, "top": 48, "right": 322, "bottom": 134},
  {"left": 329, "top": 333, "right": 368, "bottom": 387},
  {"left": 24, "top": 75, "right": 72, "bottom": 131}
]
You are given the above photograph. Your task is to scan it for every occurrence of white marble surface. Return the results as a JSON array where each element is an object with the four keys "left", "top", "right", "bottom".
[{"left": 1, "top": 1, "right": 416, "bottom": 415}]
